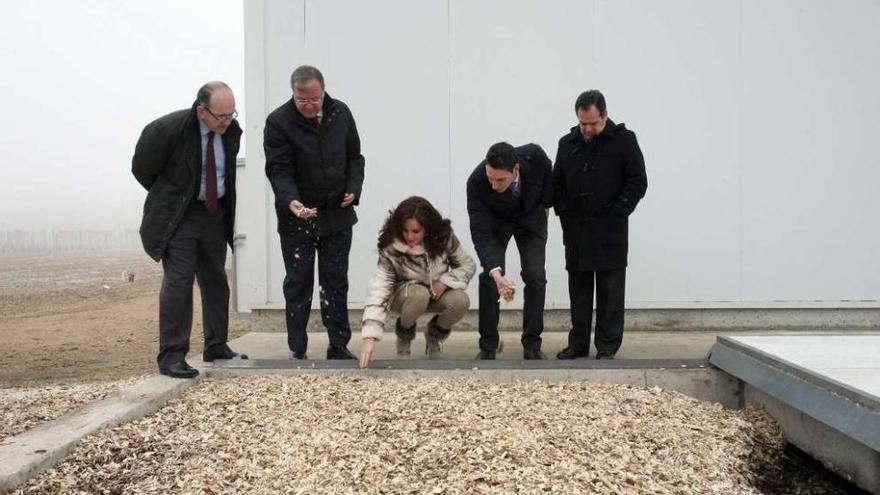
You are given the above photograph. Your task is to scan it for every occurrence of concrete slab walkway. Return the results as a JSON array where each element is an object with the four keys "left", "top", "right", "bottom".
[{"left": 225, "top": 329, "right": 869, "bottom": 361}]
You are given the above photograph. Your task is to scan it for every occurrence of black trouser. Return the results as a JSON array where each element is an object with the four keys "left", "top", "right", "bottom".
[
  {"left": 157, "top": 202, "right": 229, "bottom": 369},
  {"left": 566, "top": 268, "right": 626, "bottom": 355},
  {"left": 478, "top": 229, "right": 546, "bottom": 352},
  {"left": 278, "top": 226, "right": 352, "bottom": 355}
]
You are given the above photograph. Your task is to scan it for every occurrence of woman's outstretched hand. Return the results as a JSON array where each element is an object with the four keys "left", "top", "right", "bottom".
[{"left": 359, "top": 338, "right": 377, "bottom": 368}]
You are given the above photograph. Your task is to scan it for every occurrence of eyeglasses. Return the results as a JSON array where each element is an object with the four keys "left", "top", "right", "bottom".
[
  {"left": 294, "top": 96, "right": 324, "bottom": 105},
  {"left": 204, "top": 107, "right": 238, "bottom": 122}
]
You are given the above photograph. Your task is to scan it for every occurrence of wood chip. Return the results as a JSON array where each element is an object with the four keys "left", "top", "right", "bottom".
[
  {"left": 14, "top": 376, "right": 851, "bottom": 494},
  {"left": 1, "top": 377, "right": 141, "bottom": 442}
]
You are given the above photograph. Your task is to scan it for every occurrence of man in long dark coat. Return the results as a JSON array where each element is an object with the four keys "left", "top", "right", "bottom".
[
  {"left": 133, "top": 81, "right": 246, "bottom": 378},
  {"left": 553, "top": 90, "right": 647, "bottom": 360}
]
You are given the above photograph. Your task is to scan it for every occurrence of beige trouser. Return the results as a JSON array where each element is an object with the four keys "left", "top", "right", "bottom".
[{"left": 389, "top": 284, "right": 470, "bottom": 331}]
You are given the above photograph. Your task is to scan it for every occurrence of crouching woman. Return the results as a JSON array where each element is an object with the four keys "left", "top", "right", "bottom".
[{"left": 359, "top": 196, "right": 476, "bottom": 368}]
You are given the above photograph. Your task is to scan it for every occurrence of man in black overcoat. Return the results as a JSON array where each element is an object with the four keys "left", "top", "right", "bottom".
[
  {"left": 264, "top": 65, "right": 365, "bottom": 360},
  {"left": 552, "top": 90, "right": 647, "bottom": 360}
]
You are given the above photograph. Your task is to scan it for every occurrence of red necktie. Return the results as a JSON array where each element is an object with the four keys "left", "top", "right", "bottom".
[
  {"left": 311, "top": 116, "right": 321, "bottom": 131},
  {"left": 205, "top": 131, "right": 218, "bottom": 213}
]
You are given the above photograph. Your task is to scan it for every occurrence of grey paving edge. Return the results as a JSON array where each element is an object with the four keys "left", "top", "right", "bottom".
[
  {"left": 0, "top": 374, "right": 201, "bottom": 493},
  {"left": 211, "top": 358, "right": 711, "bottom": 371},
  {"left": 709, "top": 341, "right": 880, "bottom": 450},
  {"left": 714, "top": 335, "right": 880, "bottom": 411},
  {"left": 708, "top": 339, "right": 880, "bottom": 493}
]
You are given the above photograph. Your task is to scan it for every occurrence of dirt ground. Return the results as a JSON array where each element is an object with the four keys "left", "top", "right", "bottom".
[{"left": 0, "top": 250, "right": 254, "bottom": 387}]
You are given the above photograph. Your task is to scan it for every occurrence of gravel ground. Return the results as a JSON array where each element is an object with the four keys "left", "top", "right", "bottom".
[
  {"left": 15, "top": 375, "right": 854, "bottom": 495},
  {"left": 0, "top": 378, "right": 141, "bottom": 442}
]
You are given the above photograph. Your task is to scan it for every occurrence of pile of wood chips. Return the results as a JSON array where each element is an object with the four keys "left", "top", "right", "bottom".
[
  {"left": 16, "top": 375, "right": 851, "bottom": 494},
  {"left": 1, "top": 378, "right": 140, "bottom": 442}
]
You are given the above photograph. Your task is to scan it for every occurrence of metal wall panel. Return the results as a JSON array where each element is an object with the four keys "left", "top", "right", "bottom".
[{"left": 240, "top": 0, "right": 880, "bottom": 311}]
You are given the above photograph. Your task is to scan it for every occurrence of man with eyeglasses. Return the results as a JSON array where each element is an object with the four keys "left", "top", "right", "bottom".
[
  {"left": 264, "top": 65, "right": 365, "bottom": 360},
  {"left": 132, "top": 81, "right": 247, "bottom": 379},
  {"left": 552, "top": 90, "right": 647, "bottom": 361}
]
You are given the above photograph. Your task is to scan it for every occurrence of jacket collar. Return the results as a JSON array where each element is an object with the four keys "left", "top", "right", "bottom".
[
  {"left": 290, "top": 92, "right": 338, "bottom": 124},
  {"left": 189, "top": 101, "right": 201, "bottom": 133},
  {"left": 390, "top": 239, "right": 426, "bottom": 256},
  {"left": 568, "top": 118, "right": 620, "bottom": 144}
]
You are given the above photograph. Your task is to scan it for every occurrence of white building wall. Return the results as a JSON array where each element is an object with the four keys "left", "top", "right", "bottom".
[{"left": 236, "top": 0, "right": 880, "bottom": 313}]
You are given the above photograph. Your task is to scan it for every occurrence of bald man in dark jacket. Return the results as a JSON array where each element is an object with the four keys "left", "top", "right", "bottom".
[{"left": 133, "top": 81, "right": 246, "bottom": 378}]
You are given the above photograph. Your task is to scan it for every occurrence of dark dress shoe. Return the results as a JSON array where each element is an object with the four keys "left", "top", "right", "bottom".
[
  {"left": 557, "top": 347, "right": 589, "bottom": 360},
  {"left": 475, "top": 350, "right": 496, "bottom": 360},
  {"left": 595, "top": 351, "right": 616, "bottom": 360},
  {"left": 203, "top": 344, "right": 248, "bottom": 362},
  {"left": 291, "top": 351, "right": 308, "bottom": 360},
  {"left": 159, "top": 361, "right": 199, "bottom": 379},
  {"left": 326, "top": 346, "right": 356, "bottom": 360},
  {"left": 523, "top": 347, "right": 547, "bottom": 360}
]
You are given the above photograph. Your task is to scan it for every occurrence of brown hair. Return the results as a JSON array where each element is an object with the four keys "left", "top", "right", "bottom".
[{"left": 378, "top": 196, "right": 452, "bottom": 258}]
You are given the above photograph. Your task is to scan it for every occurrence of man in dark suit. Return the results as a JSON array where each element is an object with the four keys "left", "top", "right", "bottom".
[
  {"left": 553, "top": 90, "right": 647, "bottom": 360},
  {"left": 264, "top": 65, "right": 365, "bottom": 360},
  {"left": 467, "top": 142, "right": 553, "bottom": 360},
  {"left": 133, "top": 81, "right": 247, "bottom": 378}
]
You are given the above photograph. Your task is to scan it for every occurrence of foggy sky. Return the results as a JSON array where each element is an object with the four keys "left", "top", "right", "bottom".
[{"left": 0, "top": 1, "right": 244, "bottom": 230}]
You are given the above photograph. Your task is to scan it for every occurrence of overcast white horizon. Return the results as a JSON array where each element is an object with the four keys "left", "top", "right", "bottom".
[{"left": 0, "top": 1, "right": 244, "bottom": 231}]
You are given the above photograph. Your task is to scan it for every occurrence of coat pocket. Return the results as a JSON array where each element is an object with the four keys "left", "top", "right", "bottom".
[{"left": 600, "top": 214, "right": 628, "bottom": 246}]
